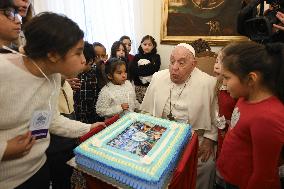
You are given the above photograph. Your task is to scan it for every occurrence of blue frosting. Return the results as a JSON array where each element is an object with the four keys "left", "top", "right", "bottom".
[{"left": 74, "top": 112, "right": 191, "bottom": 189}]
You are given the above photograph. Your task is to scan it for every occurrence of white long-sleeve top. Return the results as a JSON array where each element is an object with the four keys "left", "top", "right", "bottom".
[
  {"left": 0, "top": 53, "right": 91, "bottom": 189},
  {"left": 96, "top": 81, "right": 139, "bottom": 118}
]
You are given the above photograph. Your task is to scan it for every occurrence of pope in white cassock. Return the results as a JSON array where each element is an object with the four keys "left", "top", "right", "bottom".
[{"left": 140, "top": 43, "right": 217, "bottom": 189}]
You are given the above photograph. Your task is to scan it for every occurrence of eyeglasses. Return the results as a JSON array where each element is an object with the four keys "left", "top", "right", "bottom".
[{"left": 0, "top": 7, "right": 21, "bottom": 21}]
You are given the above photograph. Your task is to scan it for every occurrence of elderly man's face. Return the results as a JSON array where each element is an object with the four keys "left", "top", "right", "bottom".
[{"left": 169, "top": 47, "right": 196, "bottom": 84}]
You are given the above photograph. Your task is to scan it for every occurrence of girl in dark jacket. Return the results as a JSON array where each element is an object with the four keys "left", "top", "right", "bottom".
[{"left": 129, "top": 35, "right": 161, "bottom": 103}]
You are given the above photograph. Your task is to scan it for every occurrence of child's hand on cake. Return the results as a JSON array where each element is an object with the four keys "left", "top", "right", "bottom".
[
  {"left": 2, "top": 131, "right": 35, "bottom": 160},
  {"left": 121, "top": 103, "right": 129, "bottom": 110},
  {"left": 91, "top": 122, "right": 106, "bottom": 129}
]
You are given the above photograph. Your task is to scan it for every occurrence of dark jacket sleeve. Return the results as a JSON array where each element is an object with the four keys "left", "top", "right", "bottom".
[{"left": 136, "top": 54, "right": 161, "bottom": 77}]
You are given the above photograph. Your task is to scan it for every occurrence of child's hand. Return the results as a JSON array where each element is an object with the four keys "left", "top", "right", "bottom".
[
  {"left": 121, "top": 103, "right": 129, "bottom": 110},
  {"left": 90, "top": 122, "right": 106, "bottom": 129},
  {"left": 66, "top": 78, "right": 81, "bottom": 90},
  {"left": 273, "top": 11, "right": 284, "bottom": 31},
  {"left": 198, "top": 137, "right": 215, "bottom": 162},
  {"left": 2, "top": 131, "right": 35, "bottom": 161}
]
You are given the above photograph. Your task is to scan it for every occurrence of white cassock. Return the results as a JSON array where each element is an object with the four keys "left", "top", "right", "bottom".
[
  {"left": 140, "top": 68, "right": 218, "bottom": 141},
  {"left": 140, "top": 68, "right": 218, "bottom": 189}
]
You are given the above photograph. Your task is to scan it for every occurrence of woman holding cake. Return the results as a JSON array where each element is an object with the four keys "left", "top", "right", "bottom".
[{"left": 0, "top": 8, "right": 104, "bottom": 189}]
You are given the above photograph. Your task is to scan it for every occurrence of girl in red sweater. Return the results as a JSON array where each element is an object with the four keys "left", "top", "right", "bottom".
[{"left": 217, "top": 41, "right": 284, "bottom": 189}]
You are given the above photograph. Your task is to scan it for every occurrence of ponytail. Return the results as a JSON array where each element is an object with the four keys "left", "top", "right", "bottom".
[{"left": 265, "top": 43, "right": 284, "bottom": 103}]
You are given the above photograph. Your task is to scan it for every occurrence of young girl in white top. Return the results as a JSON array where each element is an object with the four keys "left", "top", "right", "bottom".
[
  {"left": 0, "top": 11, "right": 104, "bottom": 189},
  {"left": 96, "top": 58, "right": 139, "bottom": 118}
]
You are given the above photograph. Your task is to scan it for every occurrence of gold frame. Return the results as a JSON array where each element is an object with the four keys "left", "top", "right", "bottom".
[{"left": 161, "top": 0, "right": 248, "bottom": 46}]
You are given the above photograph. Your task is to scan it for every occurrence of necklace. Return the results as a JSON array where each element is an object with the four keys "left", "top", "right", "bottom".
[
  {"left": 30, "top": 58, "right": 57, "bottom": 112},
  {"left": 167, "top": 77, "right": 190, "bottom": 121}
]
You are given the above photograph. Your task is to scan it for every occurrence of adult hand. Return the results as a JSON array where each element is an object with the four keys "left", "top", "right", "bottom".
[
  {"left": 121, "top": 103, "right": 129, "bottom": 110},
  {"left": 198, "top": 137, "right": 215, "bottom": 162},
  {"left": 2, "top": 131, "right": 35, "bottom": 161},
  {"left": 66, "top": 78, "right": 81, "bottom": 90},
  {"left": 273, "top": 11, "right": 284, "bottom": 31},
  {"left": 90, "top": 122, "right": 106, "bottom": 130}
]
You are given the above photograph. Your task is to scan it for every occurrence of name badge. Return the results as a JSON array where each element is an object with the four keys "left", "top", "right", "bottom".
[{"left": 29, "top": 111, "right": 52, "bottom": 139}]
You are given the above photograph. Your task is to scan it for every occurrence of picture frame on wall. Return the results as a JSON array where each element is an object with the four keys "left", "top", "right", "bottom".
[{"left": 161, "top": 0, "right": 248, "bottom": 46}]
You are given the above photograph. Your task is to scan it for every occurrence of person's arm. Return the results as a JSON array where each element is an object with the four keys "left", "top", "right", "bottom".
[
  {"left": 198, "top": 79, "right": 218, "bottom": 162},
  {"left": 136, "top": 54, "right": 161, "bottom": 76},
  {"left": 49, "top": 110, "right": 105, "bottom": 138},
  {"left": 199, "top": 120, "right": 218, "bottom": 162},
  {"left": 203, "top": 94, "right": 218, "bottom": 141},
  {"left": 246, "top": 118, "right": 283, "bottom": 189},
  {"left": 140, "top": 72, "right": 159, "bottom": 114},
  {"left": 96, "top": 88, "right": 123, "bottom": 117},
  {"left": 49, "top": 111, "right": 90, "bottom": 138}
]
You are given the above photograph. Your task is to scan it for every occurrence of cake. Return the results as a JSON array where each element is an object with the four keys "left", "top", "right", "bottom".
[{"left": 74, "top": 112, "right": 191, "bottom": 189}]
